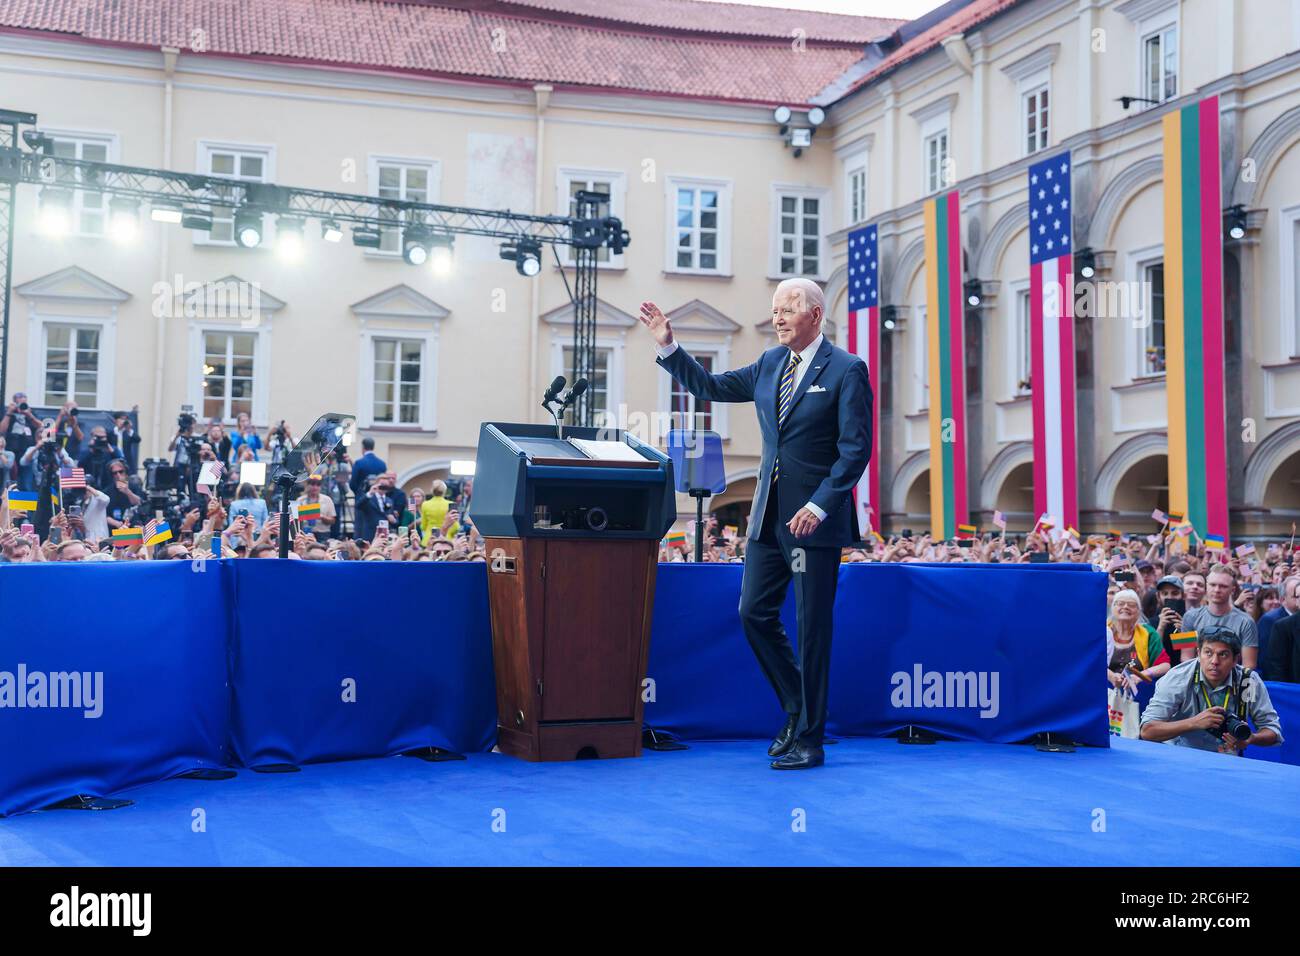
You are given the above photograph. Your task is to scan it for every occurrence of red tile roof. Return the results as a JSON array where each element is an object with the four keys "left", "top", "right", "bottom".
[
  {"left": 0, "top": 0, "right": 902, "bottom": 106},
  {"left": 838, "top": 0, "right": 1024, "bottom": 100},
  {"left": 487, "top": 0, "right": 901, "bottom": 44}
]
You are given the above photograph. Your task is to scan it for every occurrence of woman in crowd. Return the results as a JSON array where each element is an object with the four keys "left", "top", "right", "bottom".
[
  {"left": 229, "top": 412, "right": 263, "bottom": 462},
  {"left": 1253, "top": 585, "right": 1280, "bottom": 621},
  {"left": 1106, "top": 588, "right": 1171, "bottom": 693},
  {"left": 402, "top": 486, "right": 426, "bottom": 538},
  {"left": 228, "top": 482, "right": 269, "bottom": 533},
  {"left": 420, "top": 479, "right": 460, "bottom": 545}
]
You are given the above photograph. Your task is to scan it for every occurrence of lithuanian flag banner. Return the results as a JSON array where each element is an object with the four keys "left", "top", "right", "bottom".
[
  {"left": 923, "top": 189, "right": 968, "bottom": 540},
  {"left": 1163, "top": 95, "right": 1229, "bottom": 547}
]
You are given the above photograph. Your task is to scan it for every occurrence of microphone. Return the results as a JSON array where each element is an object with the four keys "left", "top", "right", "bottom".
[
  {"left": 542, "top": 375, "right": 566, "bottom": 407},
  {"left": 561, "top": 378, "right": 589, "bottom": 406}
]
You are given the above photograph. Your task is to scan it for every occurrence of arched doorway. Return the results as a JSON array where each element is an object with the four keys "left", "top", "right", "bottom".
[
  {"left": 1110, "top": 454, "right": 1168, "bottom": 519},
  {"left": 1262, "top": 449, "right": 1300, "bottom": 522},
  {"left": 901, "top": 467, "right": 930, "bottom": 534},
  {"left": 993, "top": 462, "right": 1035, "bottom": 527}
]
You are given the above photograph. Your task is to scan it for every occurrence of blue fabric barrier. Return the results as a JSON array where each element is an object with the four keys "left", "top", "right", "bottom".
[
  {"left": 1246, "top": 681, "right": 1300, "bottom": 766},
  {"left": 0, "top": 562, "right": 230, "bottom": 816},
  {"left": 2, "top": 559, "right": 1108, "bottom": 815},
  {"left": 645, "top": 561, "right": 1110, "bottom": 747},
  {"left": 227, "top": 560, "right": 497, "bottom": 767}
]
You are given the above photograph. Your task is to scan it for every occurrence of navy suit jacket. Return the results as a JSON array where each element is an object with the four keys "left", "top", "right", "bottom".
[{"left": 657, "top": 337, "right": 872, "bottom": 548}]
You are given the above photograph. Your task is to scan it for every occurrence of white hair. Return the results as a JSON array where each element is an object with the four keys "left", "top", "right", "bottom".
[
  {"left": 1111, "top": 588, "right": 1142, "bottom": 614},
  {"left": 774, "top": 277, "right": 825, "bottom": 320}
]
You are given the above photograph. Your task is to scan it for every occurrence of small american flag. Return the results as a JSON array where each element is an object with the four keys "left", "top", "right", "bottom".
[
  {"left": 197, "top": 461, "right": 225, "bottom": 495},
  {"left": 59, "top": 467, "right": 86, "bottom": 489},
  {"left": 992, "top": 510, "right": 1007, "bottom": 530}
]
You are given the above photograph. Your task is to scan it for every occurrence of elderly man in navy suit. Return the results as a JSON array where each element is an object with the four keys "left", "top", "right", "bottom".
[{"left": 639, "top": 279, "right": 873, "bottom": 769}]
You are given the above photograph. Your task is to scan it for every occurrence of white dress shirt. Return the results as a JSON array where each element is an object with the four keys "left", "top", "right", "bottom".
[{"left": 656, "top": 334, "right": 828, "bottom": 522}]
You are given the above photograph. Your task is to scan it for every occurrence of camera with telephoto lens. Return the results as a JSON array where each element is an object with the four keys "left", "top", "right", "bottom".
[{"left": 1208, "top": 709, "right": 1252, "bottom": 742}]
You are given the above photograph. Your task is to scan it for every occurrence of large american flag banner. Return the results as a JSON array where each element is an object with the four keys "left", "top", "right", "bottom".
[
  {"left": 1028, "top": 151, "right": 1079, "bottom": 531},
  {"left": 846, "top": 223, "right": 880, "bottom": 539}
]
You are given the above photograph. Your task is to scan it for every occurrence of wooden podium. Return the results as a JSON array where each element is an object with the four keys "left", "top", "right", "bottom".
[{"left": 469, "top": 423, "right": 676, "bottom": 761}]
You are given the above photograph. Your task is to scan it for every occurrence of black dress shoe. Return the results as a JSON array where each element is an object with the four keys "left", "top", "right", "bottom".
[
  {"left": 767, "top": 716, "right": 798, "bottom": 757},
  {"left": 770, "top": 742, "right": 824, "bottom": 770}
]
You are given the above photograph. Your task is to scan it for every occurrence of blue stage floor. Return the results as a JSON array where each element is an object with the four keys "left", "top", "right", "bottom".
[{"left": 3, "top": 737, "right": 1298, "bottom": 866}]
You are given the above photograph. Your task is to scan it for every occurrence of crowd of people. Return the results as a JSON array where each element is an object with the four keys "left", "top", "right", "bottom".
[{"left": 1, "top": 392, "right": 485, "bottom": 565}]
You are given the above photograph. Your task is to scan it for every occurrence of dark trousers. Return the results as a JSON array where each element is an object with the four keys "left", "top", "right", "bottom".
[{"left": 738, "top": 478, "right": 842, "bottom": 745}]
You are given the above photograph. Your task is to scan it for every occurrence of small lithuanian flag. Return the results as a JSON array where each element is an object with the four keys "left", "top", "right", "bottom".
[
  {"left": 956, "top": 523, "right": 977, "bottom": 539},
  {"left": 1170, "top": 631, "right": 1198, "bottom": 651},
  {"left": 666, "top": 531, "right": 687, "bottom": 548},
  {"left": 111, "top": 527, "right": 143, "bottom": 546},
  {"left": 297, "top": 501, "right": 322, "bottom": 520}
]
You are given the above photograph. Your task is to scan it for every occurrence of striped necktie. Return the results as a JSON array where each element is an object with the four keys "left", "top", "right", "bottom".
[{"left": 772, "top": 351, "right": 802, "bottom": 480}]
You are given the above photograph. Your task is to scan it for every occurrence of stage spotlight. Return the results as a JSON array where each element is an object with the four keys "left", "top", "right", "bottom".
[
  {"left": 321, "top": 219, "right": 343, "bottom": 243},
  {"left": 807, "top": 107, "right": 826, "bottom": 126},
  {"left": 37, "top": 188, "right": 73, "bottom": 237},
  {"left": 352, "top": 227, "right": 382, "bottom": 249},
  {"left": 276, "top": 216, "right": 305, "bottom": 260},
  {"left": 1076, "top": 247, "right": 1096, "bottom": 279},
  {"left": 773, "top": 105, "right": 792, "bottom": 125},
  {"left": 450, "top": 459, "right": 476, "bottom": 477},
  {"left": 1226, "top": 204, "right": 1248, "bottom": 241},
  {"left": 182, "top": 208, "right": 214, "bottom": 233},
  {"left": 108, "top": 197, "right": 140, "bottom": 242},
  {"left": 234, "top": 207, "right": 263, "bottom": 248},
  {"left": 500, "top": 239, "right": 542, "bottom": 276},
  {"left": 429, "top": 235, "right": 454, "bottom": 277},
  {"left": 883, "top": 316, "right": 896, "bottom": 331},
  {"left": 964, "top": 279, "right": 982, "bottom": 308},
  {"left": 150, "top": 202, "right": 183, "bottom": 224},
  {"left": 402, "top": 227, "right": 431, "bottom": 266}
]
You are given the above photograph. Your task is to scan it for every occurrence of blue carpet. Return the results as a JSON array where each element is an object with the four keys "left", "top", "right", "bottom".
[{"left": 2, "top": 738, "right": 1298, "bottom": 866}]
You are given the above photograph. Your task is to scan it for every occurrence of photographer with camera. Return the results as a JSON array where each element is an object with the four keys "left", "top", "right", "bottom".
[
  {"left": 77, "top": 425, "right": 125, "bottom": 490},
  {"left": 52, "top": 401, "right": 84, "bottom": 459},
  {"left": 113, "top": 410, "right": 142, "bottom": 473},
  {"left": 18, "top": 426, "right": 76, "bottom": 539},
  {"left": 2, "top": 392, "right": 43, "bottom": 490},
  {"left": 266, "top": 419, "right": 294, "bottom": 469},
  {"left": 355, "top": 473, "right": 399, "bottom": 545},
  {"left": 168, "top": 408, "right": 205, "bottom": 496},
  {"left": 1140, "top": 626, "right": 1283, "bottom": 755}
]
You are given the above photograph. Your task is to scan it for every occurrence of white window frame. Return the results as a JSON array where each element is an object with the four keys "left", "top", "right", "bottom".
[
  {"left": 357, "top": 327, "right": 439, "bottom": 431},
  {"left": 1141, "top": 22, "right": 1178, "bottom": 106},
  {"left": 656, "top": 341, "right": 731, "bottom": 440},
  {"left": 550, "top": 335, "right": 625, "bottom": 428},
  {"left": 195, "top": 141, "right": 276, "bottom": 246},
  {"left": 188, "top": 322, "right": 271, "bottom": 425},
  {"left": 921, "top": 114, "right": 951, "bottom": 196},
  {"left": 844, "top": 152, "right": 869, "bottom": 229},
  {"left": 366, "top": 154, "right": 442, "bottom": 258},
  {"left": 556, "top": 167, "right": 627, "bottom": 268},
  {"left": 1280, "top": 202, "right": 1300, "bottom": 359},
  {"left": 1021, "top": 73, "right": 1051, "bottom": 157},
  {"left": 35, "top": 319, "right": 114, "bottom": 410},
  {"left": 914, "top": 303, "right": 929, "bottom": 412},
  {"left": 769, "top": 184, "right": 830, "bottom": 280},
  {"left": 1007, "top": 279, "right": 1032, "bottom": 398},
  {"left": 664, "top": 176, "right": 733, "bottom": 276},
  {"left": 42, "top": 128, "right": 119, "bottom": 238},
  {"left": 1124, "top": 243, "right": 1165, "bottom": 382}
]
